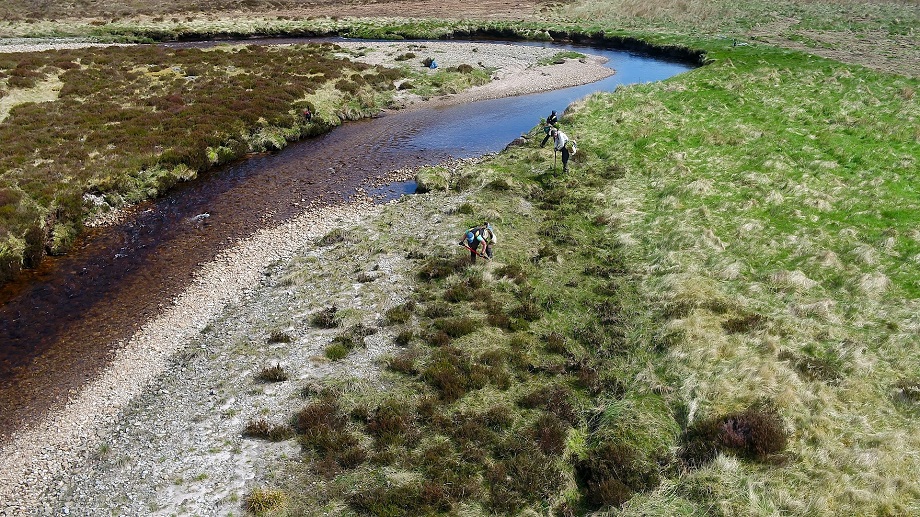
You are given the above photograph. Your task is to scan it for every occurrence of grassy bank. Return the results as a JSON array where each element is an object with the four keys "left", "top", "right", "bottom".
[{"left": 239, "top": 29, "right": 918, "bottom": 517}]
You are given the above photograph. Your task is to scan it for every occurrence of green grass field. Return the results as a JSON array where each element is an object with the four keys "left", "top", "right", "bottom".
[
  {"left": 238, "top": 5, "right": 918, "bottom": 516},
  {"left": 260, "top": 37, "right": 919, "bottom": 512}
]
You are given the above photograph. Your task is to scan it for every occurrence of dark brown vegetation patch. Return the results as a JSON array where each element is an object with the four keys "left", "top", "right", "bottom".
[
  {"left": 310, "top": 305, "right": 340, "bottom": 328},
  {"left": 519, "top": 384, "right": 580, "bottom": 426},
  {"left": 486, "top": 435, "right": 563, "bottom": 512},
  {"left": 422, "top": 346, "right": 490, "bottom": 401},
  {"left": 383, "top": 300, "right": 415, "bottom": 325},
  {"left": 894, "top": 378, "right": 920, "bottom": 407},
  {"left": 575, "top": 442, "right": 660, "bottom": 509},
  {"left": 295, "top": 397, "right": 367, "bottom": 476},
  {"left": 779, "top": 343, "right": 849, "bottom": 383},
  {"left": 417, "top": 255, "right": 469, "bottom": 282},
  {"left": 243, "top": 418, "right": 295, "bottom": 441},
  {"left": 366, "top": 398, "right": 419, "bottom": 448},
  {"left": 680, "top": 404, "right": 788, "bottom": 467},
  {"left": 256, "top": 364, "right": 288, "bottom": 382},
  {"left": 721, "top": 312, "right": 767, "bottom": 334},
  {"left": 268, "top": 330, "right": 294, "bottom": 343}
]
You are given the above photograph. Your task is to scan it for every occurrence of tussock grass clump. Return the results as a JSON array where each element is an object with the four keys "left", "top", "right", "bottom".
[
  {"left": 721, "top": 312, "right": 767, "bottom": 334},
  {"left": 576, "top": 395, "right": 679, "bottom": 507},
  {"left": 425, "top": 330, "right": 452, "bottom": 348},
  {"left": 317, "top": 227, "right": 349, "bottom": 246},
  {"left": 295, "top": 397, "right": 347, "bottom": 434},
  {"left": 295, "top": 397, "right": 367, "bottom": 476},
  {"left": 486, "top": 435, "right": 563, "bottom": 513},
  {"left": 325, "top": 324, "right": 377, "bottom": 360},
  {"left": 487, "top": 304, "right": 528, "bottom": 332},
  {"left": 495, "top": 263, "right": 528, "bottom": 284},
  {"left": 366, "top": 398, "right": 419, "bottom": 447},
  {"left": 779, "top": 343, "right": 849, "bottom": 383},
  {"left": 243, "top": 419, "right": 295, "bottom": 442},
  {"left": 432, "top": 316, "right": 477, "bottom": 338},
  {"left": 348, "top": 476, "right": 448, "bottom": 516},
  {"left": 519, "top": 384, "right": 579, "bottom": 426},
  {"left": 892, "top": 378, "right": 920, "bottom": 417},
  {"left": 383, "top": 300, "right": 415, "bottom": 325},
  {"left": 245, "top": 488, "right": 287, "bottom": 515},
  {"left": 894, "top": 379, "right": 920, "bottom": 405},
  {"left": 423, "top": 301, "right": 453, "bottom": 319},
  {"left": 511, "top": 299, "right": 544, "bottom": 322},
  {"left": 394, "top": 329, "right": 415, "bottom": 346},
  {"left": 417, "top": 255, "right": 469, "bottom": 282},
  {"left": 310, "top": 305, "right": 340, "bottom": 328},
  {"left": 583, "top": 259, "right": 628, "bottom": 279},
  {"left": 387, "top": 349, "right": 419, "bottom": 375},
  {"left": 422, "top": 346, "right": 489, "bottom": 401},
  {"left": 413, "top": 440, "right": 480, "bottom": 500},
  {"left": 443, "top": 282, "right": 475, "bottom": 303},
  {"left": 324, "top": 342, "right": 348, "bottom": 361},
  {"left": 543, "top": 332, "right": 568, "bottom": 355},
  {"left": 267, "top": 330, "right": 293, "bottom": 343},
  {"left": 575, "top": 442, "right": 653, "bottom": 509},
  {"left": 530, "top": 412, "right": 569, "bottom": 455},
  {"left": 680, "top": 404, "right": 788, "bottom": 467},
  {"left": 256, "top": 364, "right": 288, "bottom": 383},
  {"left": 486, "top": 177, "right": 513, "bottom": 191}
]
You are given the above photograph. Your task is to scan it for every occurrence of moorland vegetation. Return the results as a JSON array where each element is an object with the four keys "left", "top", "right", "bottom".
[
  {"left": 0, "top": 42, "right": 488, "bottom": 283},
  {"left": 0, "top": 0, "right": 918, "bottom": 514}
]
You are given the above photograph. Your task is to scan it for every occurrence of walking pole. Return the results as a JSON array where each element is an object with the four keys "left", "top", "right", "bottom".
[{"left": 554, "top": 149, "right": 557, "bottom": 172}]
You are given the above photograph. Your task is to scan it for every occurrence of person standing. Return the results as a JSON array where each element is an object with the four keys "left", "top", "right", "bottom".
[{"left": 548, "top": 128, "right": 570, "bottom": 173}]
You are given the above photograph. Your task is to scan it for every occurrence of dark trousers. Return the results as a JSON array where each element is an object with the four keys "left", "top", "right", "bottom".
[
  {"left": 560, "top": 147, "right": 570, "bottom": 171},
  {"left": 468, "top": 243, "right": 493, "bottom": 263}
]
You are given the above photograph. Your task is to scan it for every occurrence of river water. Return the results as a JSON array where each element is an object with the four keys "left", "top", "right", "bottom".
[{"left": 0, "top": 40, "right": 693, "bottom": 439}]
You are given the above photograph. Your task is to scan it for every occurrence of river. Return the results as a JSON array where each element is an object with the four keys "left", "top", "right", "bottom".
[{"left": 0, "top": 39, "right": 693, "bottom": 440}]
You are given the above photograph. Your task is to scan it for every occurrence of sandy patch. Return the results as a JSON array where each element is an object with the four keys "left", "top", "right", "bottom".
[{"left": 334, "top": 40, "right": 614, "bottom": 107}]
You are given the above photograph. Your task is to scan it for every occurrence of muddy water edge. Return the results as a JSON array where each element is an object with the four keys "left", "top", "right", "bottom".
[{"left": 0, "top": 39, "right": 695, "bottom": 441}]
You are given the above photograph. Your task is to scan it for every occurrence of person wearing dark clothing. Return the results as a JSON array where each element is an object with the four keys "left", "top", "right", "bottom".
[{"left": 540, "top": 110, "right": 559, "bottom": 147}]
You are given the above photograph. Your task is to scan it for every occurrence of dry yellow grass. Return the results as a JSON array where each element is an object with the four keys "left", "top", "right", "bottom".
[{"left": 0, "top": 73, "right": 62, "bottom": 123}]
